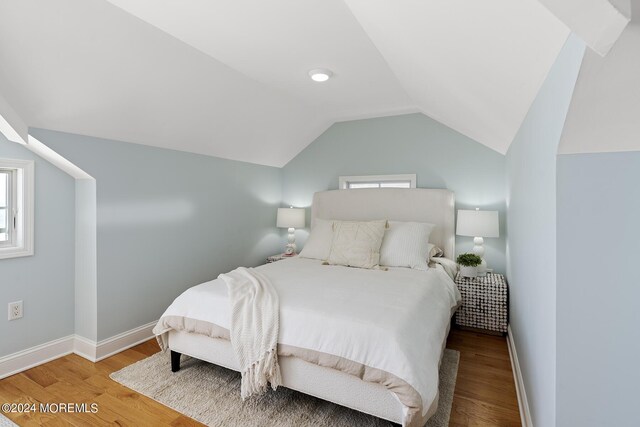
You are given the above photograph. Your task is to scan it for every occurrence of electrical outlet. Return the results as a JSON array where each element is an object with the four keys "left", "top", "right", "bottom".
[{"left": 8, "top": 301, "right": 23, "bottom": 321}]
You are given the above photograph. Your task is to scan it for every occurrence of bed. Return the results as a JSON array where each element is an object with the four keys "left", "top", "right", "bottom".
[{"left": 153, "top": 188, "right": 461, "bottom": 426}]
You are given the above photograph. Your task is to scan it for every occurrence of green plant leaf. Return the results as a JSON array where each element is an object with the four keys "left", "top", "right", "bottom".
[{"left": 456, "top": 253, "right": 482, "bottom": 267}]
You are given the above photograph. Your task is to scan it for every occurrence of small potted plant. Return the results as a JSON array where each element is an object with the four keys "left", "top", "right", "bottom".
[{"left": 456, "top": 253, "right": 482, "bottom": 278}]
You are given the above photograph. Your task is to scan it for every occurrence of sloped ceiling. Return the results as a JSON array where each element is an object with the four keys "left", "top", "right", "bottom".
[
  {"left": 105, "top": 0, "right": 416, "bottom": 120},
  {"left": 0, "top": 0, "right": 331, "bottom": 167},
  {"left": 343, "top": 0, "right": 569, "bottom": 155},
  {"left": 537, "top": 0, "right": 630, "bottom": 56},
  {"left": 0, "top": 0, "right": 628, "bottom": 166},
  {"left": 559, "top": 0, "right": 640, "bottom": 154},
  {"left": 0, "top": 91, "right": 27, "bottom": 144}
]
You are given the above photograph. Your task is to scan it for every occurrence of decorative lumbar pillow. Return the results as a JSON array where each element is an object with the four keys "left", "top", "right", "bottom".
[
  {"left": 299, "top": 219, "right": 334, "bottom": 260},
  {"left": 326, "top": 220, "right": 387, "bottom": 269},
  {"left": 379, "top": 221, "right": 436, "bottom": 270}
]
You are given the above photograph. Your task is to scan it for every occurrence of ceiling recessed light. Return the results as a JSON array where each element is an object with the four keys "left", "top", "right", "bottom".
[{"left": 308, "top": 68, "right": 333, "bottom": 82}]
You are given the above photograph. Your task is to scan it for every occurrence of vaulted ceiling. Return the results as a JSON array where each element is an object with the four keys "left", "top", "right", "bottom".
[
  {"left": 0, "top": 0, "right": 630, "bottom": 166},
  {"left": 559, "top": 0, "right": 640, "bottom": 154}
]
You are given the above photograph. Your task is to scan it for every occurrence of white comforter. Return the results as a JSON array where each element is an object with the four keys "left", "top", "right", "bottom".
[{"left": 155, "top": 257, "right": 460, "bottom": 419}]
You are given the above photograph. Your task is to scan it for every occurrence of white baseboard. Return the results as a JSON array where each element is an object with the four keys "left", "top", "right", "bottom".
[
  {"left": 73, "top": 335, "right": 98, "bottom": 362},
  {"left": 507, "top": 325, "right": 533, "bottom": 427},
  {"left": 0, "top": 321, "right": 157, "bottom": 379},
  {"left": 94, "top": 320, "right": 157, "bottom": 361},
  {"left": 0, "top": 335, "right": 74, "bottom": 380},
  {"left": 74, "top": 320, "right": 158, "bottom": 362}
]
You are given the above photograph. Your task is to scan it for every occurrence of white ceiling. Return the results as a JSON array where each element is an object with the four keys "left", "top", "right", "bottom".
[
  {"left": 559, "top": 0, "right": 640, "bottom": 154},
  {"left": 343, "top": 0, "right": 569, "bottom": 155},
  {"left": 105, "top": 0, "right": 416, "bottom": 120},
  {"left": 537, "top": 0, "right": 630, "bottom": 56},
  {"left": 0, "top": 0, "right": 629, "bottom": 166},
  {"left": 0, "top": 91, "right": 27, "bottom": 144},
  {"left": 0, "top": 0, "right": 332, "bottom": 167}
]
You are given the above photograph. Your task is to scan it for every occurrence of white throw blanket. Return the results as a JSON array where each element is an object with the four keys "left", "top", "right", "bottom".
[{"left": 219, "top": 267, "right": 281, "bottom": 399}]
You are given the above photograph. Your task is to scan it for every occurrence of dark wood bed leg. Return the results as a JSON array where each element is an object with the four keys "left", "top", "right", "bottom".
[{"left": 171, "top": 350, "right": 181, "bottom": 372}]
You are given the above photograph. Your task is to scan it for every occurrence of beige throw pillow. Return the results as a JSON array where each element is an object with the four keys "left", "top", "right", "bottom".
[{"left": 327, "top": 220, "right": 387, "bottom": 269}]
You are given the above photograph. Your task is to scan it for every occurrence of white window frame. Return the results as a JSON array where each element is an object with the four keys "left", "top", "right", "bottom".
[
  {"left": 0, "top": 158, "right": 34, "bottom": 260},
  {"left": 339, "top": 174, "right": 417, "bottom": 190}
]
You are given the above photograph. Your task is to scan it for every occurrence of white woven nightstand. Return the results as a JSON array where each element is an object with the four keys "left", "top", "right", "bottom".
[
  {"left": 454, "top": 272, "right": 508, "bottom": 335},
  {"left": 266, "top": 253, "right": 297, "bottom": 263}
]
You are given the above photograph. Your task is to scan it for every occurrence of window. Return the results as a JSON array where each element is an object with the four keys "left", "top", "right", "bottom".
[
  {"left": 339, "top": 174, "right": 416, "bottom": 190},
  {"left": 0, "top": 170, "right": 11, "bottom": 243},
  {"left": 0, "top": 159, "right": 34, "bottom": 259}
]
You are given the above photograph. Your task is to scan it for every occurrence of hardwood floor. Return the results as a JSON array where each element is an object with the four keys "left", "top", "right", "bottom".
[
  {"left": 0, "top": 328, "right": 520, "bottom": 426},
  {"left": 446, "top": 329, "right": 521, "bottom": 426}
]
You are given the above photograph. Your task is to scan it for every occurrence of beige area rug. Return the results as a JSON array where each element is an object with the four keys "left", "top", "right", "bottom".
[
  {"left": 111, "top": 349, "right": 459, "bottom": 427},
  {"left": 0, "top": 414, "right": 18, "bottom": 427}
]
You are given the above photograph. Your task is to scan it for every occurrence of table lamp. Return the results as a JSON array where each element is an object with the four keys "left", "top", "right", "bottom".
[
  {"left": 277, "top": 207, "right": 305, "bottom": 256},
  {"left": 456, "top": 208, "right": 499, "bottom": 276}
]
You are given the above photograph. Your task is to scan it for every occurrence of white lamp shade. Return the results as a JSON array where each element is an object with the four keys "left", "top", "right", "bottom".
[
  {"left": 456, "top": 209, "right": 499, "bottom": 238},
  {"left": 277, "top": 207, "right": 305, "bottom": 229}
]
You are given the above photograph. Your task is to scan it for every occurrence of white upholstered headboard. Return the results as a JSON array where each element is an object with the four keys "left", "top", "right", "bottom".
[{"left": 311, "top": 188, "right": 456, "bottom": 259}]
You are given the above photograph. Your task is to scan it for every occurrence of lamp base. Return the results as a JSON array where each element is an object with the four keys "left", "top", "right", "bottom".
[
  {"left": 472, "top": 237, "right": 488, "bottom": 276},
  {"left": 284, "top": 227, "right": 297, "bottom": 255},
  {"left": 476, "top": 259, "right": 488, "bottom": 276}
]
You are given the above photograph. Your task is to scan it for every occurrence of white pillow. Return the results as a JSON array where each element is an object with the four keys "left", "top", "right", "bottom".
[
  {"left": 298, "top": 219, "right": 334, "bottom": 260},
  {"left": 327, "top": 220, "right": 387, "bottom": 269},
  {"left": 379, "top": 221, "right": 436, "bottom": 270}
]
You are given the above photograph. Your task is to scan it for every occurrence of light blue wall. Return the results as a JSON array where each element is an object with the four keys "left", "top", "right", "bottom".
[
  {"left": 0, "top": 135, "right": 76, "bottom": 357},
  {"left": 282, "top": 113, "right": 507, "bottom": 273},
  {"left": 33, "top": 129, "right": 283, "bottom": 341},
  {"left": 557, "top": 151, "right": 640, "bottom": 427},
  {"left": 505, "top": 34, "right": 584, "bottom": 427}
]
